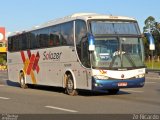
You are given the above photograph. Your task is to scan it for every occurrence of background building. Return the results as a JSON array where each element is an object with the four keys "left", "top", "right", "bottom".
[{"left": 0, "top": 27, "right": 7, "bottom": 70}]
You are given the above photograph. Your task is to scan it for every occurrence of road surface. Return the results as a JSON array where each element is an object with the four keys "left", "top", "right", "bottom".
[{"left": 0, "top": 71, "right": 159, "bottom": 119}]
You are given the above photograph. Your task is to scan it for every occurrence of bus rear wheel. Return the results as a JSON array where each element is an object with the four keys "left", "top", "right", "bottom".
[
  {"left": 19, "top": 72, "right": 28, "bottom": 89},
  {"left": 65, "top": 74, "right": 78, "bottom": 96}
]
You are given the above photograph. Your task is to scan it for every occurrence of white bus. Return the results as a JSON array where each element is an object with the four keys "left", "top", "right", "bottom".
[{"left": 8, "top": 13, "right": 145, "bottom": 95}]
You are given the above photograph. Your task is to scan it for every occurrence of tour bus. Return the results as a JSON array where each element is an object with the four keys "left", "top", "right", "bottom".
[{"left": 7, "top": 13, "right": 145, "bottom": 95}]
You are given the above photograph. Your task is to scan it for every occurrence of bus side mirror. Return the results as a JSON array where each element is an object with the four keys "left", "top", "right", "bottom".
[
  {"left": 88, "top": 33, "right": 95, "bottom": 51},
  {"left": 144, "top": 32, "right": 155, "bottom": 50}
]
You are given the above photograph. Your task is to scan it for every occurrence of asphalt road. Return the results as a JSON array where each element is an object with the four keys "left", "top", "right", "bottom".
[{"left": 0, "top": 71, "right": 160, "bottom": 115}]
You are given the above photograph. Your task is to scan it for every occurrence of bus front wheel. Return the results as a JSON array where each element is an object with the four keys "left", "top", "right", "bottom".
[
  {"left": 65, "top": 74, "right": 78, "bottom": 96},
  {"left": 19, "top": 72, "right": 28, "bottom": 89}
]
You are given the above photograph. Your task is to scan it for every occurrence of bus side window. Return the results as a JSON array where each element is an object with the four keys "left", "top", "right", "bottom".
[
  {"left": 81, "top": 37, "right": 90, "bottom": 67},
  {"left": 19, "top": 34, "right": 28, "bottom": 50},
  {"left": 30, "top": 31, "right": 39, "bottom": 49},
  {"left": 38, "top": 28, "right": 49, "bottom": 48},
  {"left": 49, "top": 25, "right": 61, "bottom": 46},
  {"left": 61, "top": 21, "right": 74, "bottom": 46},
  {"left": 13, "top": 36, "right": 19, "bottom": 51},
  {"left": 8, "top": 37, "right": 13, "bottom": 52},
  {"left": 49, "top": 34, "right": 54, "bottom": 46},
  {"left": 75, "top": 20, "right": 89, "bottom": 67},
  {"left": 49, "top": 33, "right": 60, "bottom": 46}
]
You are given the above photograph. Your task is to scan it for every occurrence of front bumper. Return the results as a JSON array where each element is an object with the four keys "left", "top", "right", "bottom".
[{"left": 92, "top": 77, "right": 145, "bottom": 92}]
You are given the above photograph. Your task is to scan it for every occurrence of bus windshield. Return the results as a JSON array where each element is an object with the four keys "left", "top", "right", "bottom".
[
  {"left": 89, "top": 20, "right": 144, "bottom": 69},
  {"left": 92, "top": 37, "right": 145, "bottom": 69},
  {"left": 90, "top": 21, "right": 140, "bottom": 35}
]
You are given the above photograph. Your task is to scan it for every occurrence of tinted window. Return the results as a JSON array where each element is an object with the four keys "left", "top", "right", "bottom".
[
  {"left": 12, "top": 36, "right": 19, "bottom": 51},
  {"left": 19, "top": 33, "right": 28, "bottom": 50},
  {"left": 30, "top": 31, "right": 39, "bottom": 49},
  {"left": 8, "top": 21, "right": 75, "bottom": 51},
  {"left": 61, "top": 22, "right": 74, "bottom": 46},
  {"left": 49, "top": 25, "right": 61, "bottom": 46},
  {"left": 75, "top": 20, "right": 87, "bottom": 45},
  {"left": 38, "top": 28, "right": 49, "bottom": 48},
  {"left": 75, "top": 20, "right": 89, "bottom": 67},
  {"left": 8, "top": 37, "right": 12, "bottom": 51}
]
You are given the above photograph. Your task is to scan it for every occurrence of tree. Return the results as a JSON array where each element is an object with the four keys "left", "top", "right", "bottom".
[
  {"left": 0, "top": 53, "right": 7, "bottom": 65},
  {"left": 143, "top": 16, "right": 160, "bottom": 60},
  {"left": 143, "top": 16, "right": 156, "bottom": 33}
]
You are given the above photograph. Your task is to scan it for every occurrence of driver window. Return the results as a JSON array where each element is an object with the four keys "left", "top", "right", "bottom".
[{"left": 75, "top": 20, "right": 90, "bottom": 68}]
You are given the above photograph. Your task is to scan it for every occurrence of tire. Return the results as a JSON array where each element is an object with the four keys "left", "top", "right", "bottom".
[
  {"left": 19, "top": 72, "right": 28, "bottom": 89},
  {"left": 65, "top": 74, "right": 78, "bottom": 96},
  {"left": 108, "top": 89, "right": 119, "bottom": 95}
]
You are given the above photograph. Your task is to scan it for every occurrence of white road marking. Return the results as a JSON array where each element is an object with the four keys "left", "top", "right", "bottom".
[
  {"left": 0, "top": 97, "right": 10, "bottom": 100},
  {"left": 122, "top": 89, "right": 144, "bottom": 93},
  {"left": 45, "top": 106, "right": 78, "bottom": 113}
]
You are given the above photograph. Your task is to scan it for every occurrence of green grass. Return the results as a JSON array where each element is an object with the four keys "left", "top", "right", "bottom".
[{"left": 145, "top": 61, "right": 160, "bottom": 69}]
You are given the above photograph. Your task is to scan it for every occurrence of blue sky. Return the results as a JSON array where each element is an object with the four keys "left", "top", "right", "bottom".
[{"left": 0, "top": 0, "right": 159, "bottom": 35}]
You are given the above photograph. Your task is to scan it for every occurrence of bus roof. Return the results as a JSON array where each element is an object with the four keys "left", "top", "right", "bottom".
[
  {"left": 9, "top": 13, "right": 137, "bottom": 36},
  {"left": 70, "top": 13, "right": 136, "bottom": 21}
]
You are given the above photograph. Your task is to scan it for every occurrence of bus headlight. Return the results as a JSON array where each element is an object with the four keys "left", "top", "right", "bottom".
[
  {"left": 94, "top": 75, "right": 109, "bottom": 80},
  {"left": 135, "top": 74, "right": 145, "bottom": 78}
]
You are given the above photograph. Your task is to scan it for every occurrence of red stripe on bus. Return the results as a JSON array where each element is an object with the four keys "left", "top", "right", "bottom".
[
  {"left": 27, "top": 54, "right": 36, "bottom": 75},
  {"left": 36, "top": 66, "right": 40, "bottom": 73},
  {"left": 20, "top": 51, "right": 26, "bottom": 63},
  {"left": 27, "top": 50, "right": 31, "bottom": 59},
  {"left": 33, "top": 52, "right": 40, "bottom": 73}
]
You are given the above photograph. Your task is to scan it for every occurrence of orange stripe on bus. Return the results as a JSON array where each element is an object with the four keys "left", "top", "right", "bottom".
[
  {"left": 23, "top": 59, "right": 29, "bottom": 74},
  {"left": 30, "top": 70, "right": 37, "bottom": 84},
  {"left": 27, "top": 54, "right": 36, "bottom": 75}
]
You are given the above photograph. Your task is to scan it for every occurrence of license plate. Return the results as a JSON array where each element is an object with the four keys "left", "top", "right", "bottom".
[{"left": 118, "top": 82, "right": 127, "bottom": 87}]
